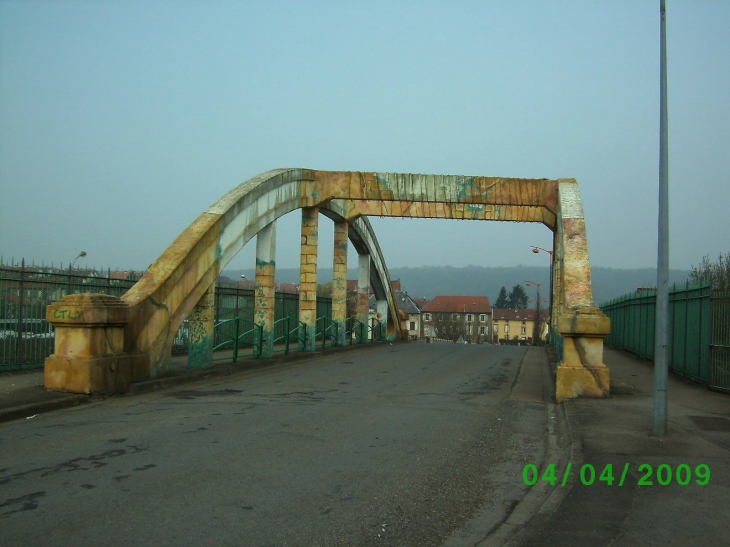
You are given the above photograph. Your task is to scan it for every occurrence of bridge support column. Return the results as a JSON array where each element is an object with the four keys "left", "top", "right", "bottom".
[
  {"left": 44, "top": 294, "right": 134, "bottom": 394},
  {"left": 255, "top": 221, "right": 276, "bottom": 358},
  {"left": 188, "top": 283, "right": 216, "bottom": 369},
  {"left": 299, "top": 207, "right": 319, "bottom": 351},
  {"left": 555, "top": 307, "right": 611, "bottom": 402},
  {"left": 357, "top": 253, "right": 370, "bottom": 340},
  {"left": 375, "top": 299, "right": 388, "bottom": 341},
  {"left": 332, "top": 221, "right": 348, "bottom": 346}
]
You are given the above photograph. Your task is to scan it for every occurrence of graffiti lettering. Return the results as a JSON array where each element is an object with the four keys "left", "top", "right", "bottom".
[{"left": 53, "top": 309, "right": 84, "bottom": 321}]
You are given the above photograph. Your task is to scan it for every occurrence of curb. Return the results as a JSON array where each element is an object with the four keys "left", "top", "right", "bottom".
[
  {"left": 475, "top": 402, "right": 577, "bottom": 547},
  {"left": 475, "top": 349, "right": 582, "bottom": 547},
  {"left": 0, "top": 394, "right": 91, "bottom": 424}
]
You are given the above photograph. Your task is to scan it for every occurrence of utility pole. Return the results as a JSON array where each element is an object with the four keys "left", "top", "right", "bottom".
[{"left": 653, "top": 0, "right": 670, "bottom": 437}]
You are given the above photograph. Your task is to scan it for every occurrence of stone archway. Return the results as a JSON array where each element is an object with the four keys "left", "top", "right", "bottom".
[{"left": 45, "top": 169, "right": 609, "bottom": 402}]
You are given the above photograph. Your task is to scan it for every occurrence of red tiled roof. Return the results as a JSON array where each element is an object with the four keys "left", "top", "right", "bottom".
[
  {"left": 492, "top": 308, "right": 548, "bottom": 321},
  {"left": 422, "top": 295, "right": 491, "bottom": 313},
  {"left": 346, "top": 279, "right": 401, "bottom": 294},
  {"left": 413, "top": 297, "right": 430, "bottom": 308}
]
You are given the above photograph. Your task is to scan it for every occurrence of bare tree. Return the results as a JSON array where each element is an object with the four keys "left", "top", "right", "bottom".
[{"left": 690, "top": 253, "right": 730, "bottom": 290}]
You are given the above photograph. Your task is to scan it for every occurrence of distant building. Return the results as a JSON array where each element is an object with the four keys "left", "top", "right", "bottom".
[
  {"left": 369, "top": 290, "right": 422, "bottom": 340},
  {"left": 421, "top": 296, "right": 492, "bottom": 344},
  {"left": 491, "top": 308, "right": 549, "bottom": 344}
]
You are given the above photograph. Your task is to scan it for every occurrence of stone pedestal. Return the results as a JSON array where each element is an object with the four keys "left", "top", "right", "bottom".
[
  {"left": 555, "top": 306, "right": 611, "bottom": 403},
  {"left": 45, "top": 294, "right": 134, "bottom": 394}
]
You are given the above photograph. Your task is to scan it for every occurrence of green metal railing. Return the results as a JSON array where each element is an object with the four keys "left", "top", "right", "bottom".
[
  {"left": 346, "top": 316, "right": 365, "bottom": 344},
  {"left": 1, "top": 261, "right": 142, "bottom": 371},
  {"left": 600, "top": 280, "right": 730, "bottom": 391},
  {"left": 369, "top": 317, "right": 385, "bottom": 342},
  {"left": 212, "top": 317, "right": 263, "bottom": 362},
  {"left": 1, "top": 259, "right": 338, "bottom": 371}
]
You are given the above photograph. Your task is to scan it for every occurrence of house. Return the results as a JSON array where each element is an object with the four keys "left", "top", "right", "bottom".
[
  {"left": 421, "top": 296, "right": 492, "bottom": 344},
  {"left": 369, "top": 290, "right": 423, "bottom": 340},
  {"left": 347, "top": 278, "right": 402, "bottom": 317},
  {"left": 491, "top": 308, "right": 549, "bottom": 344}
]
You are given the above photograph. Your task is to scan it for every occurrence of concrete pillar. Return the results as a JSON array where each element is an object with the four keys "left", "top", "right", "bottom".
[
  {"left": 254, "top": 221, "right": 276, "bottom": 358},
  {"left": 332, "top": 221, "right": 348, "bottom": 346},
  {"left": 554, "top": 179, "right": 610, "bottom": 402},
  {"left": 299, "top": 207, "right": 319, "bottom": 351},
  {"left": 44, "top": 294, "right": 134, "bottom": 394},
  {"left": 357, "top": 253, "right": 370, "bottom": 341},
  {"left": 188, "top": 282, "right": 216, "bottom": 369},
  {"left": 375, "top": 299, "right": 388, "bottom": 341}
]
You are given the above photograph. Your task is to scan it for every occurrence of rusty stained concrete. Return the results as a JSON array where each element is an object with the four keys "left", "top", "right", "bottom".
[
  {"left": 45, "top": 294, "right": 135, "bottom": 394},
  {"left": 44, "top": 169, "right": 607, "bottom": 402},
  {"left": 332, "top": 221, "right": 348, "bottom": 346},
  {"left": 308, "top": 171, "right": 559, "bottom": 228},
  {"left": 299, "top": 208, "right": 319, "bottom": 351},
  {"left": 254, "top": 221, "right": 277, "bottom": 358}
]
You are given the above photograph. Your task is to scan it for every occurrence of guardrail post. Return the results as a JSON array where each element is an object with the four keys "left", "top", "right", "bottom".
[{"left": 233, "top": 317, "right": 240, "bottom": 363}]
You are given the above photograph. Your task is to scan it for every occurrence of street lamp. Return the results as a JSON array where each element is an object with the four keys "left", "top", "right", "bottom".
[
  {"left": 530, "top": 245, "right": 554, "bottom": 341},
  {"left": 525, "top": 280, "right": 542, "bottom": 346},
  {"left": 68, "top": 251, "right": 87, "bottom": 294}
]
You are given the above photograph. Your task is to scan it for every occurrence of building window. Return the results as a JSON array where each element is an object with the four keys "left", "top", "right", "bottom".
[
  {"left": 467, "top": 326, "right": 473, "bottom": 335},
  {"left": 438, "top": 315, "right": 443, "bottom": 321},
  {"left": 424, "top": 313, "right": 431, "bottom": 321},
  {"left": 466, "top": 314, "right": 473, "bottom": 322},
  {"left": 479, "top": 314, "right": 486, "bottom": 322},
  {"left": 409, "top": 321, "right": 416, "bottom": 331},
  {"left": 493, "top": 324, "right": 498, "bottom": 332},
  {"left": 505, "top": 325, "right": 510, "bottom": 333},
  {"left": 452, "top": 314, "right": 459, "bottom": 321},
  {"left": 480, "top": 326, "right": 486, "bottom": 335},
  {"left": 521, "top": 327, "right": 526, "bottom": 334}
]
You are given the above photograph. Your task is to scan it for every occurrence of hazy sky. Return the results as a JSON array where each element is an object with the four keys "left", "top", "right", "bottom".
[{"left": 1, "top": 1, "right": 728, "bottom": 275}]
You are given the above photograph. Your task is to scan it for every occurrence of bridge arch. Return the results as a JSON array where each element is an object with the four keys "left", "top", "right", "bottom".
[{"left": 45, "top": 169, "right": 609, "bottom": 403}]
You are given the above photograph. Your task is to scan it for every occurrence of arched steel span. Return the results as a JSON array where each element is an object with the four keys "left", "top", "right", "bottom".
[{"left": 45, "top": 168, "right": 610, "bottom": 403}]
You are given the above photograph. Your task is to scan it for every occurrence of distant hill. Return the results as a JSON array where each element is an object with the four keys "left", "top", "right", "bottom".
[{"left": 222, "top": 265, "right": 690, "bottom": 306}]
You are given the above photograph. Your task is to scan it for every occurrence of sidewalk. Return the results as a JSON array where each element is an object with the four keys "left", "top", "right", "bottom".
[{"left": 510, "top": 348, "right": 730, "bottom": 547}]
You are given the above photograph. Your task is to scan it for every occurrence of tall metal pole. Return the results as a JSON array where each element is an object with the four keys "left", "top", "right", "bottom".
[{"left": 653, "top": 0, "right": 670, "bottom": 437}]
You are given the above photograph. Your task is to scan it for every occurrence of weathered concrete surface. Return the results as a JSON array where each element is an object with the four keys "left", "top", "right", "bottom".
[
  {"left": 332, "top": 221, "right": 348, "bottom": 346},
  {"left": 186, "top": 284, "right": 215, "bottom": 370},
  {"left": 45, "top": 168, "right": 605, "bottom": 401},
  {"left": 299, "top": 207, "right": 319, "bottom": 351},
  {"left": 254, "top": 221, "right": 276, "bottom": 358},
  {"left": 45, "top": 294, "right": 135, "bottom": 394},
  {"left": 554, "top": 181, "right": 611, "bottom": 402}
]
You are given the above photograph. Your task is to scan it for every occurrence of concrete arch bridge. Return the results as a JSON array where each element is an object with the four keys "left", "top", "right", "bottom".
[{"left": 45, "top": 169, "right": 610, "bottom": 403}]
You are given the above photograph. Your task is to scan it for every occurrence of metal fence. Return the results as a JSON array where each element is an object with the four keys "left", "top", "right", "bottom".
[
  {"left": 0, "top": 261, "right": 143, "bottom": 371},
  {"left": 600, "top": 280, "right": 730, "bottom": 391},
  {"left": 0, "top": 262, "right": 339, "bottom": 372}
]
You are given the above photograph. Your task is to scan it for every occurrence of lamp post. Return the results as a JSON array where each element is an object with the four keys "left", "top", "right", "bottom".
[
  {"left": 68, "top": 251, "right": 87, "bottom": 294},
  {"left": 530, "top": 245, "right": 554, "bottom": 340},
  {"left": 525, "top": 280, "right": 542, "bottom": 345}
]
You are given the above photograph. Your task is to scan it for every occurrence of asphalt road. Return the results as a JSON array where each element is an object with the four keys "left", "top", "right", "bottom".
[{"left": 0, "top": 343, "right": 548, "bottom": 547}]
